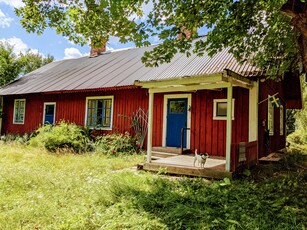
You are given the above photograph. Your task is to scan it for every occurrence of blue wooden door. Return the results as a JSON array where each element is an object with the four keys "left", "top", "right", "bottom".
[
  {"left": 44, "top": 104, "right": 55, "bottom": 124},
  {"left": 166, "top": 98, "right": 188, "bottom": 147}
]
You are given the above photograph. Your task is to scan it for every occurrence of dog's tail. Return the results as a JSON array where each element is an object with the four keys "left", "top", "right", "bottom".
[{"left": 195, "top": 149, "right": 198, "bottom": 156}]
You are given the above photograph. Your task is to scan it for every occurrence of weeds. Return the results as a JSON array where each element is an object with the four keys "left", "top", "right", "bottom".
[{"left": 0, "top": 143, "right": 306, "bottom": 229}]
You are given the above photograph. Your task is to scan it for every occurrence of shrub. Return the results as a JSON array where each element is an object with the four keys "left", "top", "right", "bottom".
[
  {"left": 29, "top": 121, "right": 94, "bottom": 153},
  {"left": 287, "top": 130, "right": 307, "bottom": 153},
  {"left": 95, "top": 132, "right": 140, "bottom": 155}
]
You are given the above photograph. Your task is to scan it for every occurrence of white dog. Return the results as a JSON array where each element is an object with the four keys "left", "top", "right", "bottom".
[{"left": 193, "top": 149, "right": 209, "bottom": 168}]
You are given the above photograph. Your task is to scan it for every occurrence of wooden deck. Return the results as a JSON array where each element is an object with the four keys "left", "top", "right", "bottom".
[{"left": 141, "top": 155, "right": 232, "bottom": 179}]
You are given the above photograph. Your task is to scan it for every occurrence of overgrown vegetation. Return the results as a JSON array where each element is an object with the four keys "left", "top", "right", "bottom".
[
  {"left": 0, "top": 143, "right": 306, "bottom": 229},
  {"left": 287, "top": 82, "right": 307, "bottom": 152},
  {"left": 95, "top": 132, "right": 140, "bottom": 155},
  {"left": 29, "top": 121, "right": 94, "bottom": 153},
  {"left": 1, "top": 121, "right": 141, "bottom": 155}
]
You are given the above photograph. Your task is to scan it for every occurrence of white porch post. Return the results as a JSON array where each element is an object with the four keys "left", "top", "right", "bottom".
[
  {"left": 226, "top": 83, "right": 233, "bottom": 172},
  {"left": 249, "top": 81, "right": 258, "bottom": 142},
  {"left": 147, "top": 91, "right": 154, "bottom": 163}
]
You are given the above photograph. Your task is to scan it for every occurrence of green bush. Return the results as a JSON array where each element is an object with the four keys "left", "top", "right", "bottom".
[
  {"left": 95, "top": 132, "right": 140, "bottom": 155},
  {"left": 287, "top": 130, "right": 307, "bottom": 153},
  {"left": 29, "top": 121, "right": 94, "bottom": 153}
]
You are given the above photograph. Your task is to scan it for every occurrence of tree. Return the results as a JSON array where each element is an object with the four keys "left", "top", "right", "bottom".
[
  {"left": 0, "top": 42, "right": 54, "bottom": 87},
  {"left": 16, "top": 0, "right": 307, "bottom": 75},
  {"left": 0, "top": 42, "right": 21, "bottom": 86},
  {"left": 18, "top": 50, "right": 54, "bottom": 76}
]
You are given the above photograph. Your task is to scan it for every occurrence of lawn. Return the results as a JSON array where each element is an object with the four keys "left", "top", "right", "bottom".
[{"left": 0, "top": 142, "right": 306, "bottom": 229}]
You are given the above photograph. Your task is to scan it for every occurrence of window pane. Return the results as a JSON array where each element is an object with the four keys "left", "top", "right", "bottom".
[
  {"left": 268, "top": 97, "right": 274, "bottom": 136},
  {"left": 86, "top": 98, "right": 112, "bottom": 129},
  {"left": 217, "top": 102, "right": 227, "bottom": 116},
  {"left": 14, "top": 99, "right": 25, "bottom": 123},
  {"left": 169, "top": 100, "right": 185, "bottom": 114}
]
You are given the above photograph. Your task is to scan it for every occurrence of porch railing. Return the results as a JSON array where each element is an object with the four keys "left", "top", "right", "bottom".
[
  {"left": 231, "top": 141, "right": 258, "bottom": 172},
  {"left": 180, "top": 127, "right": 190, "bottom": 154}
]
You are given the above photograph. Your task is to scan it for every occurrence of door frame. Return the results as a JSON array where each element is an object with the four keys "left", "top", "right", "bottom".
[
  {"left": 162, "top": 94, "right": 191, "bottom": 148},
  {"left": 43, "top": 102, "right": 56, "bottom": 125}
]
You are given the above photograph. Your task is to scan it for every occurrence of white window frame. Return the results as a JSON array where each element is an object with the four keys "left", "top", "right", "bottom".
[
  {"left": 268, "top": 95, "right": 274, "bottom": 136},
  {"left": 280, "top": 105, "right": 284, "bottom": 136},
  {"left": 85, "top": 96, "right": 114, "bottom": 130},
  {"left": 13, "top": 99, "right": 26, "bottom": 124},
  {"left": 213, "top": 99, "right": 235, "bottom": 120},
  {"left": 43, "top": 102, "right": 56, "bottom": 125}
]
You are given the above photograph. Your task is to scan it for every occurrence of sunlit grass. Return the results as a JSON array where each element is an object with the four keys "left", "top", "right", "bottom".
[{"left": 0, "top": 142, "right": 306, "bottom": 229}]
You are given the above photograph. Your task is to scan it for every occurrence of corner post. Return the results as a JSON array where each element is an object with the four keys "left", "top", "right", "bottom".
[
  {"left": 226, "top": 83, "right": 233, "bottom": 172},
  {"left": 147, "top": 91, "right": 154, "bottom": 163},
  {"left": 249, "top": 81, "right": 258, "bottom": 142}
]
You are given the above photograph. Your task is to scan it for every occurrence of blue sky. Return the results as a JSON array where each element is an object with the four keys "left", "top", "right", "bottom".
[
  {"left": 0, "top": 1, "right": 208, "bottom": 61},
  {"left": 0, "top": 0, "right": 137, "bottom": 60}
]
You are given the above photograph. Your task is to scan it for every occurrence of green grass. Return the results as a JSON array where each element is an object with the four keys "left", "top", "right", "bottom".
[{"left": 0, "top": 142, "right": 306, "bottom": 229}]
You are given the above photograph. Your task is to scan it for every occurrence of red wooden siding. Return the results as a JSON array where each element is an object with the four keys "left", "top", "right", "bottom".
[
  {"left": 190, "top": 88, "right": 249, "bottom": 157},
  {"left": 2, "top": 88, "right": 149, "bottom": 136},
  {"left": 258, "top": 80, "right": 286, "bottom": 157},
  {"left": 2, "top": 87, "right": 249, "bottom": 158}
]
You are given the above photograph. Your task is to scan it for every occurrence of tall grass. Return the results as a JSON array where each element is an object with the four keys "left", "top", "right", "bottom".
[{"left": 0, "top": 143, "right": 306, "bottom": 229}]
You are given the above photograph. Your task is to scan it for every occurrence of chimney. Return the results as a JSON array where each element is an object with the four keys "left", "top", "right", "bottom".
[
  {"left": 177, "top": 26, "right": 194, "bottom": 40},
  {"left": 89, "top": 39, "right": 107, "bottom": 58}
]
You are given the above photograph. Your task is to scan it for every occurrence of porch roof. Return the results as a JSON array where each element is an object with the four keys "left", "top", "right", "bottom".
[{"left": 135, "top": 69, "right": 255, "bottom": 93}]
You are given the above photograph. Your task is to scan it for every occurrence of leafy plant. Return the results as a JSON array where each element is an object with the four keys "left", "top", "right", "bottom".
[
  {"left": 95, "top": 132, "right": 140, "bottom": 155},
  {"left": 29, "top": 121, "right": 93, "bottom": 153},
  {"left": 0, "top": 133, "right": 32, "bottom": 144}
]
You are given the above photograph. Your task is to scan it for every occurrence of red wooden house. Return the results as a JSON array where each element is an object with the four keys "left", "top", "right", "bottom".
[{"left": 0, "top": 38, "right": 303, "bottom": 173}]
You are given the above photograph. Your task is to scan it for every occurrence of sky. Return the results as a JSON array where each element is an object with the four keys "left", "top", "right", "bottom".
[
  {"left": 0, "top": 0, "right": 137, "bottom": 60},
  {"left": 0, "top": 1, "right": 208, "bottom": 61}
]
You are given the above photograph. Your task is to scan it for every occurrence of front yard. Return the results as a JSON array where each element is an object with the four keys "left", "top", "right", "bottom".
[{"left": 0, "top": 143, "right": 306, "bottom": 229}]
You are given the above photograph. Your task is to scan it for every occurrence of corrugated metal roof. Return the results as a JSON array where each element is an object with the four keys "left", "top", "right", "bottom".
[{"left": 0, "top": 37, "right": 262, "bottom": 95}]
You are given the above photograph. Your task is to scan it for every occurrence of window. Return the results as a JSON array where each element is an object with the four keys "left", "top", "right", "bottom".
[
  {"left": 43, "top": 102, "right": 56, "bottom": 125},
  {"left": 268, "top": 95, "right": 274, "bottom": 136},
  {"left": 280, "top": 105, "right": 284, "bottom": 136},
  {"left": 13, "top": 99, "right": 26, "bottom": 124},
  {"left": 213, "top": 99, "right": 235, "bottom": 120},
  {"left": 169, "top": 100, "right": 186, "bottom": 114},
  {"left": 86, "top": 96, "right": 113, "bottom": 129}
]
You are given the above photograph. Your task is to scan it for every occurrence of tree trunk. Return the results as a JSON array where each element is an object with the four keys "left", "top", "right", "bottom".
[{"left": 281, "top": 0, "right": 307, "bottom": 73}]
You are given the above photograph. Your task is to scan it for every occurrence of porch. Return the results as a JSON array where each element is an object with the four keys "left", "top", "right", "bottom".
[
  {"left": 142, "top": 153, "right": 232, "bottom": 179},
  {"left": 139, "top": 143, "right": 258, "bottom": 179},
  {"left": 136, "top": 69, "right": 259, "bottom": 175}
]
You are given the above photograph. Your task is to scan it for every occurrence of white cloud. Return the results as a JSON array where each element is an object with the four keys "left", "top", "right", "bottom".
[
  {"left": 0, "top": 37, "right": 28, "bottom": 54},
  {"left": 0, "top": 37, "right": 46, "bottom": 58},
  {"left": 0, "top": 0, "right": 25, "bottom": 8},
  {"left": 63, "top": 47, "right": 83, "bottom": 59},
  {"left": 0, "top": 9, "right": 13, "bottom": 28}
]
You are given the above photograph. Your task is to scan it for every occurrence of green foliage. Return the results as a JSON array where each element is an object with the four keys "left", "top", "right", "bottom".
[
  {"left": 29, "top": 121, "right": 93, "bottom": 153},
  {"left": 95, "top": 132, "right": 140, "bottom": 155},
  {"left": 0, "top": 133, "right": 32, "bottom": 144},
  {"left": 0, "top": 42, "right": 21, "bottom": 86},
  {"left": 18, "top": 50, "right": 54, "bottom": 76},
  {"left": 0, "top": 41, "right": 54, "bottom": 87},
  {"left": 0, "top": 143, "right": 306, "bottom": 229},
  {"left": 16, "top": 0, "right": 306, "bottom": 76},
  {"left": 287, "top": 82, "right": 307, "bottom": 151}
]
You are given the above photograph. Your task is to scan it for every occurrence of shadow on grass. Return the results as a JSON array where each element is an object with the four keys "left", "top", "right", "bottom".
[{"left": 98, "top": 169, "right": 307, "bottom": 229}]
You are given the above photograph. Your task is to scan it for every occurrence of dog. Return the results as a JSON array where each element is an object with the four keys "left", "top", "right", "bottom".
[{"left": 193, "top": 149, "right": 209, "bottom": 168}]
